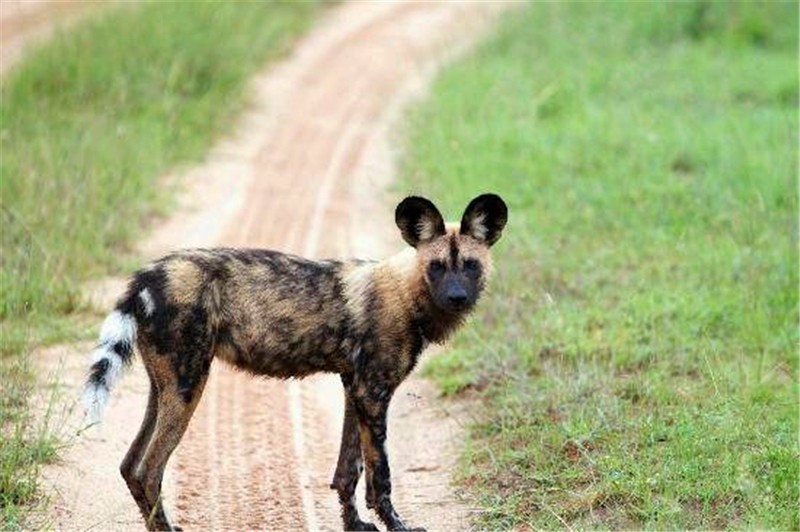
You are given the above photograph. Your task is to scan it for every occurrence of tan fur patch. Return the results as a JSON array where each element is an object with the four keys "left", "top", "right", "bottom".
[
  {"left": 343, "top": 262, "right": 377, "bottom": 331},
  {"left": 416, "top": 217, "right": 440, "bottom": 242},
  {"left": 466, "top": 212, "right": 488, "bottom": 240},
  {"left": 164, "top": 259, "right": 205, "bottom": 306}
]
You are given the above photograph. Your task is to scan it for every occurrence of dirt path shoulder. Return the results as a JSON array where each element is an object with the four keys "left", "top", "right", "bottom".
[
  {"left": 31, "top": 2, "right": 511, "bottom": 530},
  {"left": 0, "top": 0, "right": 93, "bottom": 76}
]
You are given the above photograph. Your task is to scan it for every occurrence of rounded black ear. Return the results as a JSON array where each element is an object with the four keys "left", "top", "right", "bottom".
[
  {"left": 395, "top": 196, "right": 446, "bottom": 247},
  {"left": 460, "top": 193, "right": 508, "bottom": 246}
]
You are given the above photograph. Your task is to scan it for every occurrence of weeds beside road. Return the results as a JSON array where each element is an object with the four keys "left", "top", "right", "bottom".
[
  {"left": 0, "top": 3, "right": 318, "bottom": 527},
  {"left": 401, "top": 2, "right": 798, "bottom": 529}
]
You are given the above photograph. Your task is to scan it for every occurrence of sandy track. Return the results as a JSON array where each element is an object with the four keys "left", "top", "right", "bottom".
[{"left": 30, "top": 2, "right": 511, "bottom": 530}]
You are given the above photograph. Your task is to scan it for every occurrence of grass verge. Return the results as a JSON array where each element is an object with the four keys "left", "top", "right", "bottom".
[
  {"left": 400, "top": 2, "right": 798, "bottom": 529},
  {"left": 0, "top": 3, "right": 318, "bottom": 527}
]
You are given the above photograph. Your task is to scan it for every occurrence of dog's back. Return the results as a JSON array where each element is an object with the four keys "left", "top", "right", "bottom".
[{"left": 138, "top": 249, "right": 374, "bottom": 378}]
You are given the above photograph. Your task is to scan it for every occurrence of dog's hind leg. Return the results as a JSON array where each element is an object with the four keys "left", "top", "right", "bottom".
[
  {"left": 331, "top": 381, "right": 378, "bottom": 531},
  {"left": 120, "top": 374, "right": 159, "bottom": 520},
  {"left": 136, "top": 354, "right": 209, "bottom": 531}
]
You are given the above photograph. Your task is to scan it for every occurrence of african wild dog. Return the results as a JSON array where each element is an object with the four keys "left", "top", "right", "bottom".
[{"left": 83, "top": 194, "right": 507, "bottom": 531}]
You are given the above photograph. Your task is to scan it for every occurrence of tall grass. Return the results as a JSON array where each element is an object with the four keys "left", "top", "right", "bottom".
[
  {"left": 401, "top": 2, "right": 798, "bottom": 529},
  {"left": 0, "top": 3, "right": 318, "bottom": 527}
]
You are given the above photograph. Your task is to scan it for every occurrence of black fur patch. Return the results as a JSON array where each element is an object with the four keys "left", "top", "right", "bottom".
[
  {"left": 460, "top": 193, "right": 508, "bottom": 246},
  {"left": 88, "top": 358, "right": 110, "bottom": 387},
  {"left": 449, "top": 234, "right": 459, "bottom": 269},
  {"left": 395, "top": 197, "right": 445, "bottom": 247},
  {"left": 119, "top": 264, "right": 174, "bottom": 356},
  {"left": 111, "top": 340, "right": 134, "bottom": 365}
]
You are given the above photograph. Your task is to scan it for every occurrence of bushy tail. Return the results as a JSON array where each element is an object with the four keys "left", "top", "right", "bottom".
[{"left": 82, "top": 308, "right": 137, "bottom": 425}]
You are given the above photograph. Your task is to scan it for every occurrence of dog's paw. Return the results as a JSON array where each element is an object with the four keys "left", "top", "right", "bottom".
[
  {"left": 389, "top": 523, "right": 425, "bottom": 532},
  {"left": 348, "top": 519, "right": 379, "bottom": 531}
]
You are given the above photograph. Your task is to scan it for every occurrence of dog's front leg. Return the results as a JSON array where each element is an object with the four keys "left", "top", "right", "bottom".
[
  {"left": 331, "top": 384, "right": 378, "bottom": 531},
  {"left": 351, "top": 391, "right": 421, "bottom": 531}
]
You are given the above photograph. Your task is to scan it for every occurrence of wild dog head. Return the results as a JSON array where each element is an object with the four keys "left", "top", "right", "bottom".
[{"left": 395, "top": 193, "right": 507, "bottom": 314}]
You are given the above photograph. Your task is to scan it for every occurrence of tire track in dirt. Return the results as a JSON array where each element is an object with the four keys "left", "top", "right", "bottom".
[{"left": 29, "top": 2, "right": 512, "bottom": 530}]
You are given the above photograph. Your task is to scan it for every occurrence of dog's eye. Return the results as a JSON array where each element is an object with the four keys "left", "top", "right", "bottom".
[
  {"left": 464, "top": 259, "right": 480, "bottom": 272},
  {"left": 428, "top": 261, "right": 445, "bottom": 275}
]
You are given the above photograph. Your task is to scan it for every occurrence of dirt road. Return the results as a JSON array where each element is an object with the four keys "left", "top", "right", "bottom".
[{"left": 28, "top": 2, "right": 510, "bottom": 530}]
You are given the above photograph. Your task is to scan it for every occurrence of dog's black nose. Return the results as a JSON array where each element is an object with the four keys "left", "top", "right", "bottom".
[{"left": 447, "top": 291, "right": 468, "bottom": 307}]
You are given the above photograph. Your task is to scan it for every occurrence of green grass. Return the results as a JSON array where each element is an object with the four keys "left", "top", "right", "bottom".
[
  {"left": 0, "top": 3, "right": 318, "bottom": 527},
  {"left": 400, "top": 2, "right": 798, "bottom": 529},
  {"left": 1, "top": 358, "right": 61, "bottom": 528}
]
